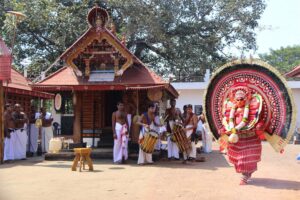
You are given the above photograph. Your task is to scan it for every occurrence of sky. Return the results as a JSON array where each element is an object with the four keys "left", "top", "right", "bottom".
[{"left": 255, "top": 0, "right": 300, "bottom": 55}]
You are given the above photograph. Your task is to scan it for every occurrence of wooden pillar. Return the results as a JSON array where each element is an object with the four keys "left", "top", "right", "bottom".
[
  {"left": 73, "top": 91, "right": 82, "bottom": 143},
  {"left": 0, "top": 81, "right": 4, "bottom": 163}
]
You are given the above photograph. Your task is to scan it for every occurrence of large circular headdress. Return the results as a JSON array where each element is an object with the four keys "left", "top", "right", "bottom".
[{"left": 204, "top": 59, "right": 296, "bottom": 152}]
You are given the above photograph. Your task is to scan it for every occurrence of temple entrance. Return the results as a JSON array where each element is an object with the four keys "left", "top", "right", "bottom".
[
  {"left": 104, "top": 91, "right": 122, "bottom": 127},
  {"left": 96, "top": 91, "right": 122, "bottom": 148}
]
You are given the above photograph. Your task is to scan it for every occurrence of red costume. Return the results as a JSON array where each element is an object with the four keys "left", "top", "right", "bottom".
[{"left": 205, "top": 59, "right": 296, "bottom": 185}]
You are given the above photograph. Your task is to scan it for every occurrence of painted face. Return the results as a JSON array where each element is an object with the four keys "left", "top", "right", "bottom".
[
  {"left": 235, "top": 97, "right": 246, "bottom": 107},
  {"left": 234, "top": 90, "right": 246, "bottom": 107}
]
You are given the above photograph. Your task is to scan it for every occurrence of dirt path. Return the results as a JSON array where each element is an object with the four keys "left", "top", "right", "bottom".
[{"left": 0, "top": 142, "right": 299, "bottom": 200}]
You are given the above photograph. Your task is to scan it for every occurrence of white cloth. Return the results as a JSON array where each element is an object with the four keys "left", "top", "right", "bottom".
[
  {"left": 113, "top": 122, "right": 128, "bottom": 163},
  {"left": 41, "top": 126, "right": 53, "bottom": 153},
  {"left": 137, "top": 126, "right": 153, "bottom": 164},
  {"left": 4, "top": 130, "right": 15, "bottom": 161},
  {"left": 167, "top": 120, "right": 179, "bottom": 159},
  {"left": 127, "top": 114, "right": 132, "bottom": 132},
  {"left": 183, "top": 125, "right": 196, "bottom": 160},
  {"left": 202, "top": 123, "right": 212, "bottom": 153},
  {"left": 13, "top": 128, "right": 28, "bottom": 159},
  {"left": 28, "top": 123, "right": 39, "bottom": 153},
  {"left": 196, "top": 120, "right": 204, "bottom": 134}
]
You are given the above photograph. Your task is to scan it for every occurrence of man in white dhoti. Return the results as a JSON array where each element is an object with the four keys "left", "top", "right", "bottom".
[
  {"left": 112, "top": 102, "right": 129, "bottom": 164},
  {"left": 4, "top": 104, "right": 15, "bottom": 162},
  {"left": 40, "top": 107, "right": 54, "bottom": 153},
  {"left": 182, "top": 104, "right": 198, "bottom": 163},
  {"left": 165, "top": 99, "right": 181, "bottom": 160},
  {"left": 199, "top": 114, "right": 212, "bottom": 153},
  {"left": 136, "top": 103, "right": 156, "bottom": 165},
  {"left": 27, "top": 105, "right": 40, "bottom": 156},
  {"left": 12, "top": 104, "right": 28, "bottom": 160}
]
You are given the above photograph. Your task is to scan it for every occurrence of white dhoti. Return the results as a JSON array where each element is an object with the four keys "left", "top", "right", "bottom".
[
  {"left": 154, "top": 125, "right": 166, "bottom": 150},
  {"left": 183, "top": 125, "right": 196, "bottom": 160},
  {"left": 13, "top": 129, "right": 28, "bottom": 160},
  {"left": 113, "top": 123, "right": 128, "bottom": 163},
  {"left": 202, "top": 123, "right": 212, "bottom": 153},
  {"left": 167, "top": 120, "right": 179, "bottom": 159},
  {"left": 28, "top": 123, "right": 39, "bottom": 153},
  {"left": 127, "top": 114, "right": 132, "bottom": 133},
  {"left": 137, "top": 127, "right": 153, "bottom": 164},
  {"left": 41, "top": 126, "right": 53, "bottom": 153},
  {"left": 4, "top": 130, "right": 15, "bottom": 161}
]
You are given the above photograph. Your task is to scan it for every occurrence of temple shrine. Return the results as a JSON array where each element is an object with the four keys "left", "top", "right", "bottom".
[{"left": 33, "top": 5, "right": 178, "bottom": 148}]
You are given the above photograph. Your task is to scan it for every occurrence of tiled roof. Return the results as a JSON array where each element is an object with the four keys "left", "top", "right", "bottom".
[
  {"left": 285, "top": 65, "right": 300, "bottom": 77},
  {"left": 36, "top": 64, "right": 166, "bottom": 86},
  {"left": 5, "top": 68, "right": 32, "bottom": 91},
  {"left": 3, "top": 68, "right": 54, "bottom": 99}
]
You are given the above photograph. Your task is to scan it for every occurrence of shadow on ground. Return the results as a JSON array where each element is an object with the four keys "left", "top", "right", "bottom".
[
  {"left": 251, "top": 178, "right": 300, "bottom": 190},
  {"left": 0, "top": 150, "right": 231, "bottom": 171}
]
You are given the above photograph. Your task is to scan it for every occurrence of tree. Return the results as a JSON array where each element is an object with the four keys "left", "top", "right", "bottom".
[
  {"left": 259, "top": 45, "right": 300, "bottom": 75},
  {"left": 1, "top": 0, "right": 266, "bottom": 81}
]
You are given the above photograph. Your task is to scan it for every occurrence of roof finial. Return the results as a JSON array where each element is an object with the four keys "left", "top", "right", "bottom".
[{"left": 121, "top": 34, "right": 126, "bottom": 46}]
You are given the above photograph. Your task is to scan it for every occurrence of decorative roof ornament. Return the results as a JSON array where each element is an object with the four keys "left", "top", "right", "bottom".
[{"left": 87, "top": 4, "right": 109, "bottom": 32}]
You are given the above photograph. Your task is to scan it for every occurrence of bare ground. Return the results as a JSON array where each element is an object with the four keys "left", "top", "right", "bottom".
[{"left": 0, "top": 142, "right": 300, "bottom": 200}]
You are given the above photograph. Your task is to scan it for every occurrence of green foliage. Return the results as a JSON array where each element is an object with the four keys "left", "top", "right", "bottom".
[
  {"left": 1, "top": 0, "right": 266, "bottom": 81},
  {"left": 259, "top": 45, "right": 300, "bottom": 74}
]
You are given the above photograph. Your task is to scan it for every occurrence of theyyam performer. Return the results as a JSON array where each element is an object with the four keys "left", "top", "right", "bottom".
[{"left": 204, "top": 59, "right": 296, "bottom": 185}]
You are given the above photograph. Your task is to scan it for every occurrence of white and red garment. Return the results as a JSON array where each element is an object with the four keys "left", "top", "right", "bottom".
[
  {"left": 113, "top": 122, "right": 128, "bottom": 163},
  {"left": 183, "top": 124, "right": 196, "bottom": 160},
  {"left": 228, "top": 134, "right": 262, "bottom": 173}
]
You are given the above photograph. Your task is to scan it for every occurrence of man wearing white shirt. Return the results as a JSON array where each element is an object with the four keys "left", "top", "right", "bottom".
[
  {"left": 40, "top": 107, "right": 53, "bottom": 153},
  {"left": 28, "top": 105, "right": 40, "bottom": 156}
]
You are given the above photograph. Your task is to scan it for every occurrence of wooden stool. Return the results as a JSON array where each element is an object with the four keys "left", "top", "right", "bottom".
[{"left": 71, "top": 148, "right": 94, "bottom": 172}]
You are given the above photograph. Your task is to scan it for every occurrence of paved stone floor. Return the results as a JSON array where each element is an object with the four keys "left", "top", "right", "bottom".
[{"left": 0, "top": 142, "right": 299, "bottom": 200}]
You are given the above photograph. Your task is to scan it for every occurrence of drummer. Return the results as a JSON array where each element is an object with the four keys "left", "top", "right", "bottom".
[
  {"left": 165, "top": 99, "right": 181, "bottom": 160},
  {"left": 136, "top": 102, "right": 156, "bottom": 165}
]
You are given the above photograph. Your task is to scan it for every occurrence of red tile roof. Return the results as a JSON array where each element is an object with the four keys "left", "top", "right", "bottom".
[
  {"left": 3, "top": 68, "right": 54, "bottom": 99},
  {"left": 285, "top": 65, "right": 300, "bottom": 77},
  {"left": 33, "top": 65, "right": 178, "bottom": 97}
]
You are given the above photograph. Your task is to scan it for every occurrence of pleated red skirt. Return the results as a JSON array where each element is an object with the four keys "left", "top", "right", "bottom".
[{"left": 228, "top": 134, "right": 262, "bottom": 173}]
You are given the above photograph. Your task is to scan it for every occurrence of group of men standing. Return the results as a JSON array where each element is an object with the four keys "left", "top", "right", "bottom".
[
  {"left": 3, "top": 103, "right": 54, "bottom": 162},
  {"left": 112, "top": 99, "right": 212, "bottom": 165}
]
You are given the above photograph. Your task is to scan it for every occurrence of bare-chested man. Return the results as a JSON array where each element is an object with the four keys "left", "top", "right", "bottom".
[
  {"left": 183, "top": 104, "right": 198, "bottom": 163},
  {"left": 28, "top": 105, "right": 40, "bottom": 155},
  {"left": 12, "top": 104, "right": 28, "bottom": 160},
  {"left": 40, "top": 107, "right": 53, "bottom": 153},
  {"left": 3, "top": 104, "right": 15, "bottom": 161},
  {"left": 112, "top": 102, "right": 129, "bottom": 164},
  {"left": 165, "top": 99, "right": 181, "bottom": 160},
  {"left": 136, "top": 103, "right": 156, "bottom": 165}
]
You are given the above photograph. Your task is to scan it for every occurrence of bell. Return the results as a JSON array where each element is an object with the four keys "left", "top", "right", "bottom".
[{"left": 228, "top": 133, "right": 239, "bottom": 143}]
